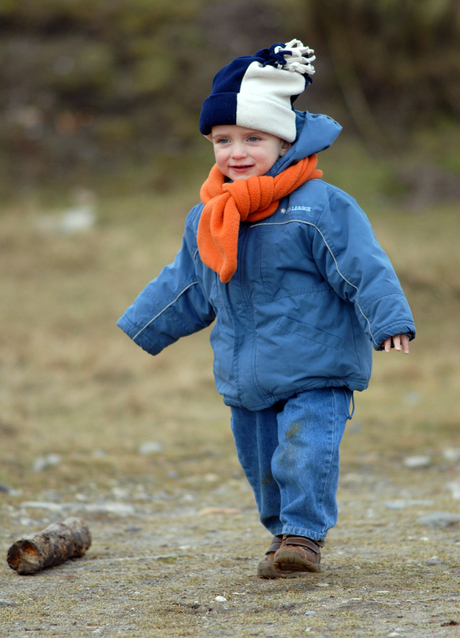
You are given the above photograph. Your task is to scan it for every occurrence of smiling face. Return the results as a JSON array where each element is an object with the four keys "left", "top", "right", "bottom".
[{"left": 211, "top": 125, "right": 291, "bottom": 181}]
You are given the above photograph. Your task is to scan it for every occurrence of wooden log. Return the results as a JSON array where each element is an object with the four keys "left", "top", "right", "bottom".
[{"left": 7, "top": 517, "right": 91, "bottom": 575}]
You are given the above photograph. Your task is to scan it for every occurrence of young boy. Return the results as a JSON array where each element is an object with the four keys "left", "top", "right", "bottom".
[{"left": 117, "top": 40, "right": 415, "bottom": 579}]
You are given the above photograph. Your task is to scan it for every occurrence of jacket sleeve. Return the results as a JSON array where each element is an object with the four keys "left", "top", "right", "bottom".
[
  {"left": 117, "top": 210, "right": 215, "bottom": 355},
  {"left": 312, "top": 188, "right": 416, "bottom": 350}
]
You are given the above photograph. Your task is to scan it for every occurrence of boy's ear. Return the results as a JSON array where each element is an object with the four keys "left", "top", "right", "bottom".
[{"left": 279, "top": 140, "right": 292, "bottom": 157}]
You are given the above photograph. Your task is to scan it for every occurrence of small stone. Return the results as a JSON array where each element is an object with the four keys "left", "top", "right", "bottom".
[
  {"left": 138, "top": 441, "right": 164, "bottom": 455},
  {"left": 112, "top": 487, "right": 129, "bottom": 499},
  {"left": 21, "top": 501, "right": 65, "bottom": 512},
  {"left": 0, "top": 598, "right": 16, "bottom": 607},
  {"left": 0, "top": 481, "right": 21, "bottom": 496},
  {"left": 446, "top": 481, "right": 460, "bottom": 500},
  {"left": 442, "top": 448, "right": 460, "bottom": 462},
  {"left": 84, "top": 502, "right": 135, "bottom": 516},
  {"left": 403, "top": 455, "right": 431, "bottom": 469},
  {"left": 125, "top": 525, "right": 142, "bottom": 534},
  {"left": 32, "top": 454, "right": 61, "bottom": 472},
  {"left": 215, "top": 596, "right": 227, "bottom": 603},
  {"left": 20, "top": 517, "right": 36, "bottom": 526},
  {"left": 418, "top": 512, "right": 460, "bottom": 528},
  {"left": 36, "top": 196, "right": 96, "bottom": 236},
  {"left": 305, "top": 611, "right": 317, "bottom": 616},
  {"left": 384, "top": 499, "right": 434, "bottom": 510},
  {"left": 426, "top": 556, "right": 444, "bottom": 566}
]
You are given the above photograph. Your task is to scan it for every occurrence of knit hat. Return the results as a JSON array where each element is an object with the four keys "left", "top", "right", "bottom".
[{"left": 199, "top": 39, "right": 316, "bottom": 144}]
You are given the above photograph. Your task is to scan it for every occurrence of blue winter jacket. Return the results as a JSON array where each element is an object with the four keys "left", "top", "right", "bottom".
[{"left": 117, "top": 112, "right": 416, "bottom": 411}]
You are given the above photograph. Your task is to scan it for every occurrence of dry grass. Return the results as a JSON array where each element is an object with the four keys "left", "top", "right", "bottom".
[{"left": 1, "top": 175, "right": 459, "bottom": 483}]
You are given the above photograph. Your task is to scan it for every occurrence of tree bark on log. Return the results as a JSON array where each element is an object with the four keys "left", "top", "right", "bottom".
[{"left": 7, "top": 517, "right": 91, "bottom": 575}]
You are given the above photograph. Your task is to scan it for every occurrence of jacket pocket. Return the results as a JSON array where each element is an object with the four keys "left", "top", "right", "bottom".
[{"left": 277, "top": 315, "right": 343, "bottom": 351}]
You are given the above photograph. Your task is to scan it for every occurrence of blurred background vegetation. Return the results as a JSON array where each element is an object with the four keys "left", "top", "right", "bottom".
[
  {"left": 1, "top": 0, "right": 459, "bottom": 201},
  {"left": 1, "top": 0, "right": 460, "bottom": 513}
]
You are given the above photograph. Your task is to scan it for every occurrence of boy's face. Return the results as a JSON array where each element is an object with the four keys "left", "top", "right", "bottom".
[{"left": 211, "top": 125, "right": 291, "bottom": 181}]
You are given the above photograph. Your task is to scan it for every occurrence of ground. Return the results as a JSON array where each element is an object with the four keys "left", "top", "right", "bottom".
[
  {"left": 1, "top": 458, "right": 460, "bottom": 637},
  {"left": 1, "top": 144, "right": 460, "bottom": 636}
]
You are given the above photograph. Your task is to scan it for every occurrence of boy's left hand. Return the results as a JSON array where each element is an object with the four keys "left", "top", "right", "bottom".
[{"left": 382, "top": 334, "right": 410, "bottom": 354}]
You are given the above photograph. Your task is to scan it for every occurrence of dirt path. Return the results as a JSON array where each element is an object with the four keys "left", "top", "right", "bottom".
[{"left": 1, "top": 460, "right": 460, "bottom": 638}]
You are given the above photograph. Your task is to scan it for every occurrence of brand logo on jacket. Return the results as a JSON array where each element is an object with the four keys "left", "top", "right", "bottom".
[{"left": 280, "top": 206, "right": 312, "bottom": 214}]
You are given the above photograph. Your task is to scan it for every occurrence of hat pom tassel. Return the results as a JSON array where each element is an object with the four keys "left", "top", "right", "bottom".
[{"left": 273, "top": 39, "right": 316, "bottom": 76}]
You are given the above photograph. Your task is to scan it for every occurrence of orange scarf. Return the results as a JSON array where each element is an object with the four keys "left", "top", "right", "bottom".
[{"left": 197, "top": 154, "right": 322, "bottom": 283}]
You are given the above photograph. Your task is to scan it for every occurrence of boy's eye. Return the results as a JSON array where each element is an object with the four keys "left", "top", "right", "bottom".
[
  {"left": 247, "top": 136, "right": 260, "bottom": 142},
  {"left": 216, "top": 137, "right": 230, "bottom": 144}
]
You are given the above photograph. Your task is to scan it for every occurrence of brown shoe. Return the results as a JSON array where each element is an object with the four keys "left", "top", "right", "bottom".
[
  {"left": 273, "top": 535, "right": 325, "bottom": 573},
  {"left": 257, "top": 535, "right": 298, "bottom": 579}
]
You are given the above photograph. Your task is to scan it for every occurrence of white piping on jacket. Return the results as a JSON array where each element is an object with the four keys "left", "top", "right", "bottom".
[
  {"left": 250, "top": 219, "right": 379, "bottom": 347},
  {"left": 132, "top": 281, "right": 199, "bottom": 341}
]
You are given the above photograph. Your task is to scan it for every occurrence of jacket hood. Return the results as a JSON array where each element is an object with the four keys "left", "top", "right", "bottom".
[{"left": 267, "top": 111, "right": 342, "bottom": 177}]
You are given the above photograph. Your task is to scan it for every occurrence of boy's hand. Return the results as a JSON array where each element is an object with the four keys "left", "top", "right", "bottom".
[{"left": 382, "top": 334, "right": 410, "bottom": 354}]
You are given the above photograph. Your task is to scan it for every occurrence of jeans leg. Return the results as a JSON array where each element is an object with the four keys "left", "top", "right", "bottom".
[
  {"left": 272, "top": 387, "right": 351, "bottom": 541},
  {"left": 230, "top": 405, "right": 283, "bottom": 535}
]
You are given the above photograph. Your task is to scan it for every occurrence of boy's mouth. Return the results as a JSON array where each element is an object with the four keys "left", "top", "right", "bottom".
[{"left": 230, "top": 164, "right": 254, "bottom": 172}]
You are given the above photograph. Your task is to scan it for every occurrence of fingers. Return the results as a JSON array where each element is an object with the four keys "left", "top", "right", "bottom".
[
  {"left": 381, "top": 334, "right": 410, "bottom": 354},
  {"left": 401, "top": 334, "right": 410, "bottom": 354}
]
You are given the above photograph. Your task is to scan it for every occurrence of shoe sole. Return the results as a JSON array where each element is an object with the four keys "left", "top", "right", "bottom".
[
  {"left": 257, "top": 564, "right": 300, "bottom": 579},
  {"left": 274, "top": 549, "right": 321, "bottom": 573}
]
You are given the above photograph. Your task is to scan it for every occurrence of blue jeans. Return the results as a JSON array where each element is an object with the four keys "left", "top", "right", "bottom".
[{"left": 230, "top": 387, "right": 352, "bottom": 541}]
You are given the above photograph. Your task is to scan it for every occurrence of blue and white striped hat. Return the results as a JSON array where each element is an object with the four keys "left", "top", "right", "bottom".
[{"left": 199, "top": 39, "right": 316, "bottom": 143}]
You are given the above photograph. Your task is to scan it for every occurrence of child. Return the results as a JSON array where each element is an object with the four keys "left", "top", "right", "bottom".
[{"left": 117, "top": 40, "right": 415, "bottom": 579}]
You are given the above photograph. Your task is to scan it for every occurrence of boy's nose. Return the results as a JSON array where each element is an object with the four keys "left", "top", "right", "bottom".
[{"left": 231, "top": 142, "right": 247, "bottom": 159}]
